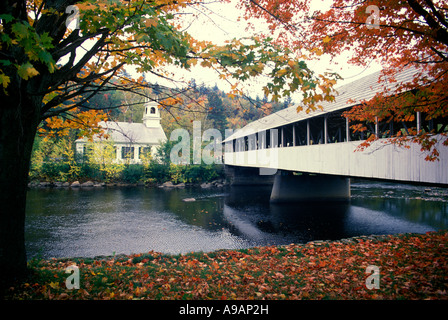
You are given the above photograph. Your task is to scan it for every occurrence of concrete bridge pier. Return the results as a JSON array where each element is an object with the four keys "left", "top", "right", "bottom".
[
  {"left": 270, "top": 171, "right": 351, "bottom": 203},
  {"left": 225, "top": 165, "right": 275, "bottom": 186}
]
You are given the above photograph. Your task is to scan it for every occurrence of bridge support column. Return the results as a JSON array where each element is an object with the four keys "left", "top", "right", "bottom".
[{"left": 270, "top": 171, "right": 350, "bottom": 203}]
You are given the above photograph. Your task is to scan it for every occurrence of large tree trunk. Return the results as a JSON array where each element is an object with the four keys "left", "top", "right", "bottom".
[{"left": 0, "top": 90, "right": 40, "bottom": 290}]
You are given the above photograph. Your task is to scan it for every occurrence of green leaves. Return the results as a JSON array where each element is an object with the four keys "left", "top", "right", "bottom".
[
  {"left": 0, "top": 14, "right": 14, "bottom": 24},
  {"left": 0, "top": 71, "right": 10, "bottom": 90},
  {"left": 1, "top": 18, "right": 55, "bottom": 86},
  {"left": 17, "top": 62, "right": 39, "bottom": 80},
  {"left": 199, "top": 36, "right": 340, "bottom": 106},
  {"left": 73, "top": 0, "right": 192, "bottom": 74}
]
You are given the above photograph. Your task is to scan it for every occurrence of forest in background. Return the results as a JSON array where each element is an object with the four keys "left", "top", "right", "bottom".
[
  {"left": 29, "top": 81, "right": 293, "bottom": 185},
  {"left": 102, "top": 79, "right": 292, "bottom": 137}
]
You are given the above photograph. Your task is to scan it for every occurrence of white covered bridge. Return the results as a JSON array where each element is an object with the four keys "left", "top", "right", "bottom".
[{"left": 223, "top": 68, "right": 448, "bottom": 202}]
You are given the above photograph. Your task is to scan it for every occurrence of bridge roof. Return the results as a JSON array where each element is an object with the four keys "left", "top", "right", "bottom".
[{"left": 224, "top": 66, "right": 419, "bottom": 142}]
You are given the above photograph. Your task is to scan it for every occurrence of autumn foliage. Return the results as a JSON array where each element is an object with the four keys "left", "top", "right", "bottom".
[
  {"left": 240, "top": 0, "right": 448, "bottom": 159},
  {"left": 0, "top": 0, "right": 342, "bottom": 282},
  {"left": 5, "top": 231, "right": 448, "bottom": 300},
  {"left": 1, "top": 0, "right": 447, "bottom": 290}
]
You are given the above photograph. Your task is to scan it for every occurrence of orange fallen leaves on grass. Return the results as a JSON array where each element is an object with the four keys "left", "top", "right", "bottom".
[{"left": 4, "top": 231, "right": 448, "bottom": 300}]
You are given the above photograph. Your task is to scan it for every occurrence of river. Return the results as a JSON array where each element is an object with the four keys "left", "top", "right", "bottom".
[{"left": 25, "top": 180, "right": 448, "bottom": 260}]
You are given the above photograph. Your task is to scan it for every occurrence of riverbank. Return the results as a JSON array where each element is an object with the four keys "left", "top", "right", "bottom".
[
  {"left": 28, "top": 161, "right": 225, "bottom": 189},
  {"left": 4, "top": 231, "right": 448, "bottom": 300},
  {"left": 27, "top": 178, "right": 228, "bottom": 189}
]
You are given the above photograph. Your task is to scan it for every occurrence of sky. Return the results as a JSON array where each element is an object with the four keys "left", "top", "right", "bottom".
[
  {"left": 143, "top": 0, "right": 383, "bottom": 101},
  {"left": 63, "top": 0, "right": 383, "bottom": 102}
]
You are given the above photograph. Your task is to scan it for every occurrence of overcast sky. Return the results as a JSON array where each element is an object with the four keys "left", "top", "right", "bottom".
[{"left": 143, "top": 0, "right": 382, "bottom": 101}]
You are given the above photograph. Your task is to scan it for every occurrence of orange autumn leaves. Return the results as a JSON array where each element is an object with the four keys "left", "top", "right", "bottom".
[
  {"left": 239, "top": 0, "right": 448, "bottom": 159},
  {"left": 33, "top": 0, "right": 339, "bottom": 143},
  {"left": 197, "top": 36, "right": 340, "bottom": 109},
  {"left": 7, "top": 231, "right": 448, "bottom": 300},
  {"left": 39, "top": 108, "right": 109, "bottom": 141},
  {"left": 16, "top": 0, "right": 448, "bottom": 161}
]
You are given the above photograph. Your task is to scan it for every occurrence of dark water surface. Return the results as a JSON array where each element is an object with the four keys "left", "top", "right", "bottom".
[{"left": 25, "top": 181, "right": 448, "bottom": 260}]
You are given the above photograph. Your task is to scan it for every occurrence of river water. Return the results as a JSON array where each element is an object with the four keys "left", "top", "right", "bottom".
[{"left": 25, "top": 180, "right": 448, "bottom": 260}]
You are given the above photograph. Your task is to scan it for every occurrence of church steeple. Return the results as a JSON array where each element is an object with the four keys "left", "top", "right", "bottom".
[{"left": 142, "top": 99, "right": 161, "bottom": 128}]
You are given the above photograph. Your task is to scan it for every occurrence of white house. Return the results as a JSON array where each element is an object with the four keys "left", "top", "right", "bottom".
[{"left": 75, "top": 99, "right": 167, "bottom": 164}]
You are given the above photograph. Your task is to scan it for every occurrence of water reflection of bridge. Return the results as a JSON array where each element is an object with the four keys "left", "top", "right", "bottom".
[{"left": 223, "top": 185, "right": 439, "bottom": 244}]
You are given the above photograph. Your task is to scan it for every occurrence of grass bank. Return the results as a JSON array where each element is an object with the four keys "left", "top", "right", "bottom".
[{"left": 4, "top": 231, "right": 448, "bottom": 300}]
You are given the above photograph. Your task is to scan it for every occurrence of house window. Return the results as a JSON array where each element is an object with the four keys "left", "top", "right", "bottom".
[
  {"left": 150, "top": 107, "right": 156, "bottom": 114},
  {"left": 121, "top": 146, "right": 134, "bottom": 160},
  {"left": 139, "top": 146, "right": 151, "bottom": 159}
]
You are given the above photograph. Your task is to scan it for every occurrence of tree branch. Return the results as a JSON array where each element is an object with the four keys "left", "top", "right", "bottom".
[{"left": 407, "top": 0, "right": 448, "bottom": 47}]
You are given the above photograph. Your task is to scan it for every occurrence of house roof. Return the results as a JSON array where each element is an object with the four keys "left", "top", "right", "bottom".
[
  {"left": 77, "top": 121, "right": 167, "bottom": 145},
  {"left": 223, "top": 66, "right": 420, "bottom": 142}
]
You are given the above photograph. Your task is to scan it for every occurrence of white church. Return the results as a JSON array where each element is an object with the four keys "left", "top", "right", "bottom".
[{"left": 75, "top": 99, "right": 167, "bottom": 163}]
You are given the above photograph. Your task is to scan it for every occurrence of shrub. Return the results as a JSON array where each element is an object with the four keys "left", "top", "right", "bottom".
[
  {"left": 121, "top": 164, "right": 145, "bottom": 183},
  {"left": 145, "top": 162, "right": 170, "bottom": 183},
  {"left": 79, "top": 163, "right": 105, "bottom": 181},
  {"left": 169, "top": 163, "right": 187, "bottom": 184}
]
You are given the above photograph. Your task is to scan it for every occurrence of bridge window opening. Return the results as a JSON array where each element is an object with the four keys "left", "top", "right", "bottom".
[
  {"left": 258, "top": 131, "right": 267, "bottom": 149},
  {"left": 273, "top": 128, "right": 280, "bottom": 148},
  {"left": 294, "top": 121, "right": 308, "bottom": 146},
  {"left": 373, "top": 109, "right": 447, "bottom": 138},
  {"left": 278, "top": 128, "right": 283, "bottom": 147},
  {"left": 281, "top": 127, "right": 284, "bottom": 147},
  {"left": 420, "top": 113, "right": 448, "bottom": 134},
  {"left": 349, "top": 116, "right": 420, "bottom": 141},
  {"left": 271, "top": 127, "right": 282, "bottom": 148},
  {"left": 258, "top": 132, "right": 262, "bottom": 149},
  {"left": 422, "top": 117, "right": 434, "bottom": 133},
  {"left": 239, "top": 138, "right": 244, "bottom": 152},
  {"left": 265, "top": 130, "right": 271, "bottom": 148},
  {"left": 327, "top": 111, "right": 347, "bottom": 143},
  {"left": 282, "top": 124, "right": 295, "bottom": 147},
  {"left": 268, "top": 128, "right": 279, "bottom": 148},
  {"left": 378, "top": 120, "right": 393, "bottom": 138},
  {"left": 248, "top": 134, "right": 257, "bottom": 150},
  {"left": 235, "top": 138, "right": 240, "bottom": 151},
  {"left": 369, "top": 110, "right": 431, "bottom": 139},
  {"left": 365, "top": 121, "right": 377, "bottom": 137},
  {"left": 309, "top": 116, "right": 325, "bottom": 144},
  {"left": 397, "top": 118, "right": 419, "bottom": 136},
  {"left": 377, "top": 117, "right": 413, "bottom": 138},
  {"left": 255, "top": 132, "right": 259, "bottom": 149},
  {"left": 348, "top": 119, "right": 371, "bottom": 141}
]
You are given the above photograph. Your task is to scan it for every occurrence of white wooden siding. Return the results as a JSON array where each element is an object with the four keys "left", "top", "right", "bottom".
[{"left": 224, "top": 135, "right": 448, "bottom": 185}]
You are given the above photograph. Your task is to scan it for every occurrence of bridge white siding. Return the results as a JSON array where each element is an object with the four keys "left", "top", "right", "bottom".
[{"left": 224, "top": 136, "right": 448, "bottom": 185}]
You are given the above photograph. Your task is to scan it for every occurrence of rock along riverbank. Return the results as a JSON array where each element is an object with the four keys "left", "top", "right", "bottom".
[{"left": 27, "top": 178, "right": 228, "bottom": 189}]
